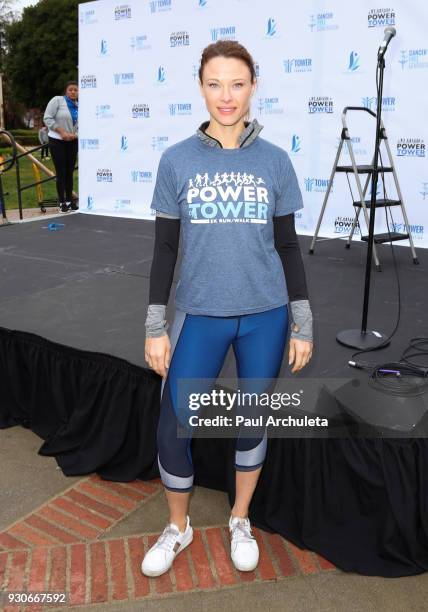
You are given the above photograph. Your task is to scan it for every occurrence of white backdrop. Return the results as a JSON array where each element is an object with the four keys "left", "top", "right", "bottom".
[{"left": 78, "top": 0, "right": 428, "bottom": 248}]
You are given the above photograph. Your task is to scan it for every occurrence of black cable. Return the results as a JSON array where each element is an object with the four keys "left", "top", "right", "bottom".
[
  {"left": 350, "top": 337, "right": 428, "bottom": 397},
  {"left": 401, "top": 338, "right": 428, "bottom": 370},
  {"left": 350, "top": 142, "right": 425, "bottom": 395},
  {"left": 368, "top": 359, "right": 428, "bottom": 397}
]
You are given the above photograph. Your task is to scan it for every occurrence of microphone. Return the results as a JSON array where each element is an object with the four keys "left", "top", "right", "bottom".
[{"left": 378, "top": 26, "right": 396, "bottom": 56}]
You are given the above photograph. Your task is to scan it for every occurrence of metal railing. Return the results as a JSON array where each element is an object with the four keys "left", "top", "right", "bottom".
[{"left": 0, "top": 129, "right": 78, "bottom": 221}]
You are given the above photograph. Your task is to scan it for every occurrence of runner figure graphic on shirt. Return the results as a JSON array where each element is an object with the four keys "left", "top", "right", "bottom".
[{"left": 186, "top": 171, "right": 270, "bottom": 224}]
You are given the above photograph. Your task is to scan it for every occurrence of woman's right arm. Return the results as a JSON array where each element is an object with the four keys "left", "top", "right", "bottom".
[
  {"left": 43, "top": 97, "right": 68, "bottom": 139},
  {"left": 43, "top": 97, "right": 61, "bottom": 133},
  {"left": 145, "top": 213, "right": 180, "bottom": 377}
]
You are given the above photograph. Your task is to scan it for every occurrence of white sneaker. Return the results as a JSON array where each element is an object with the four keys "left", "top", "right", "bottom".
[
  {"left": 141, "top": 515, "right": 193, "bottom": 577},
  {"left": 229, "top": 515, "right": 259, "bottom": 571}
]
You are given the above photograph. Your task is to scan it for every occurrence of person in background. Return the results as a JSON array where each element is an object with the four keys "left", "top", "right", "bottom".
[
  {"left": 38, "top": 126, "right": 50, "bottom": 160},
  {"left": 43, "top": 81, "right": 79, "bottom": 213}
]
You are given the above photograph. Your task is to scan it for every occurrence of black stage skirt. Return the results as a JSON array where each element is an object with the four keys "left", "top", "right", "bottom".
[{"left": 1, "top": 325, "right": 427, "bottom": 578}]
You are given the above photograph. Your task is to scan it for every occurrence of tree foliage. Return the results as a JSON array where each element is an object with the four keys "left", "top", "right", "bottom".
[
  {"left": 4, "top": 0, "right": 85, "bottom": 109},
  {"left": 0, "top": 0, "right": 19, "bottom": 27},
  {"left": 1, "top": 0, "right": 19, "bottom": 70}
]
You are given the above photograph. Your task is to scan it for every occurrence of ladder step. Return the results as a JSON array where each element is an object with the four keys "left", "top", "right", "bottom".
[
  {"left": 353, "top": 199, "right": 401, "bottom": 208},
  {"left": 360, "top": 232, "right": 410, "bottom": 244},
  {"left": 336, "top": 164, "right": 393, "bottom": 173}
]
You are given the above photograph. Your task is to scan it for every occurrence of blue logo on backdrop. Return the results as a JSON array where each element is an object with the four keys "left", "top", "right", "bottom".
[
  {"left": 290, "top": 135, "right": 302, "bottom": 154},
  {"left": 169, "top": 103, "right": 192, "bottom": 116},
  {"left": 132, "top": 104, "right": 150, "bottom": 118},
  {"left": 81, "top": 139, "right": 100, "bottom": 151},
  {"left": 114, "top": 73, "right": 134, "bottom": 85},
  {"left": 265, "top": 17, "right": 277, "bottom": 37},
  {"left": 336, "top": 136, "right": 367, "bottom": 156},
  {"left": 254, "top": 62, "right": 260, "bottom": 77},
  {"left": 156, "top": 66, "right": 166, "bottom": 84},
  {"left": 149, "top": 0, "right": 172, "bottom": 13},
  {"left": 335, "top": 217, "right": 360, "bottom": 234},
  {"left": 80, "top": 8, "right": 97, "bottom": 25},
  {"left": 87, "top": 196, "right": 94, "bottom": 210},
  {"left": 120, "top": 136, "right": 129, "bottom": 152},
  {"left": 397, "top": 138, "right": 425, "bottom": 157},
  {"left": 392, "top": 222, "right": 424, "bottom": 239},
  {"left": 308, "top": 97, "right": 334, "bottom": 113},
  {"left": 170, "top": 31, "right": 190, "bottom": 47},
  {"left": 283, "top": 58, "right": 312, "bottom": 73},
  {"left": 131, "top": 35, "right": 151, "bottom": 51},
  {"left": 210, "top": 26, "right": 237, "bottom": 41},
  {"left": 96, "top": 105, "right": 114, "bottom": 119},
  {"left": 348, "top": 51, "right": 360, "bottom": 71},
  {"left": 131, "top": 171, "right": 153, "bottom": 183},
  {"left": 97, "top": 169, "right": 113, "bottom": 182},
  {"left": 80, "top": 75, "right": 97, "bottom": 89},
  {"left": 399, "top": 49, "right": 428, "bottom": 70},
  {"left": 257, "top": 97, "right": 284, "bottom": 115},
  {"left": 198, "top": 0, "right": 208, "bottom": 7},
  {"left": 421, "top": 182, "right": 428, "bottom": 200},
  {"left": 304, "top": 178, "right": 330, "bottom": 193},
  {"left": 114, "top": 5, "right": 132, "bottom": 20},
  {"left": 100, "top": 40, "right": 108, "bottom": 56},
  {"left": 368, "top": 8, "right": 395, "bottom": 27},
  {"left": 309, "top": 12, "right": 338, "bottom": 32},
  {"left": 362, "top": 96, "right": 395, "bottom": 112},
  {"left": 152, "top": 137, "right": 169, "bottom": 152},
  {"left": 115, "top": 199, "right": 132, "bottom": 211},
  {"left": 368, "top": 182, "right": 381, "bottom": 198}
]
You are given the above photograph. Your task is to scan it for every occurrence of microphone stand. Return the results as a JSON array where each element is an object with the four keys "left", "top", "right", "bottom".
[{"left": 336, "top": 47, "right": 390, "bottom": 349}]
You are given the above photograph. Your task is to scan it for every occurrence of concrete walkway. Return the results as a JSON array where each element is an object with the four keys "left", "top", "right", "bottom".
[
  {"left": 1, "top": 426, "right": 427, "bottom": 612},
  {"left": 1, "top": 207, "right": 74, "bottom": 224}
]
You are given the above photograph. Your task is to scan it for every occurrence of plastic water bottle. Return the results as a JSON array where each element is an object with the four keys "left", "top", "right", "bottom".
[{"left": 47, "top": 222, "right": 65, "bottom": 231}]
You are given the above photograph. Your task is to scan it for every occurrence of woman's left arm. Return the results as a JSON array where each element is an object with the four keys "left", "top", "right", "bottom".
[{"left": 273, "top": 213, "right": 313, "bottom": 373}]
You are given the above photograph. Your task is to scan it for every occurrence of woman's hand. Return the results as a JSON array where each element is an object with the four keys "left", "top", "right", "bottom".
[
  {"left": 145, "top": 335, "right": 171, "bottom": 378},
  {"left": 55, "top": 128, "right": 68, "bottom": 139},
  {"left": 62, "top": 132, "right": 76, "bottom": 141},
  {"left": 288, "top": 338, "right": 313, "bottom": 373}
]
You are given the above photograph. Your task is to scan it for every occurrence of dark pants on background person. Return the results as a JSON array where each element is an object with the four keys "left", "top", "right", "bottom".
[{"left": 48, "top": 137, "right": 78, "bottom": 204}]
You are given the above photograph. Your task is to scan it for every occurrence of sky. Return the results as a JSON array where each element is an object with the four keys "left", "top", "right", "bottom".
[{"left": 15, "top": 0, "right": 39, "bottom": 12}]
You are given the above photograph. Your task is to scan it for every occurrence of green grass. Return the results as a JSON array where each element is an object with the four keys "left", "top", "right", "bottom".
[
  {"left": 0, "top": 129, "right": 40, "bottom": 146},
  {"left": 1, "top": 146, "right": 78, "bottom": 210}
]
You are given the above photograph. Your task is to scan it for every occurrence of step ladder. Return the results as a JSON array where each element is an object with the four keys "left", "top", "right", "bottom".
[{"left": 309, "top": 106, "right": 418, "bottom": 269}]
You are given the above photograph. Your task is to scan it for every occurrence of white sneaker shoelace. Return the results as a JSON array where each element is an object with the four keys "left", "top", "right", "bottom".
[
  {"left": 230, "top": 517, "right": 255, "bottom": 544},
  {"left": 155, "top": 524, "right": 182, "bottom": 553}
]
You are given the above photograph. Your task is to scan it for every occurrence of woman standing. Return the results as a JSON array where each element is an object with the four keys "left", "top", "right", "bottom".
[
  {"left": 142, "top": 40, "right": 313, "bottom": 577},
  {"left": 38, "top": 126, "right": 50, "bottom": 160},
  {"left": 43, "top": 81, "right": 79, "bottom": 213}
]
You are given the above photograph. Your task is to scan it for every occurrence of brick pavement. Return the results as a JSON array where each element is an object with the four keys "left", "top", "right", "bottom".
[{"left": 0, "top": 474, "right": 338, "bottom": 610}]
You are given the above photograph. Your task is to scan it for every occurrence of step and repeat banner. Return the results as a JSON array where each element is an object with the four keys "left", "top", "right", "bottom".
[{"left": 78, "top": 0, "right": 428, "bottom": 247}]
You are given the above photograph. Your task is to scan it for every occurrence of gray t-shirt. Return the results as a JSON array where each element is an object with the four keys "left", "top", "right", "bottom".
[{"left": 150, "top": 133, "right": 304, "bottom": 316}]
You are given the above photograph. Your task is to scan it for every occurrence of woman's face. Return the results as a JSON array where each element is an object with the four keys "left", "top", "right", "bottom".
[
  {"left": 199, "top": 56, "right": 256, "bottom": 126},
  {"left": 66, "top": 84, "right": 79, "bottom": 100}
]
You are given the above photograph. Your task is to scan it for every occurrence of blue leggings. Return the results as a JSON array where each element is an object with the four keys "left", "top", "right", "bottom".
[{"left": 157, "top": 305, "right": 289, "bottom": 492}]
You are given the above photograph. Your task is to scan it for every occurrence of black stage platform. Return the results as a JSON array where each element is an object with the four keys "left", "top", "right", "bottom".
[{"left": 1, "top": 213, "right": 427, "bottom": 577}]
